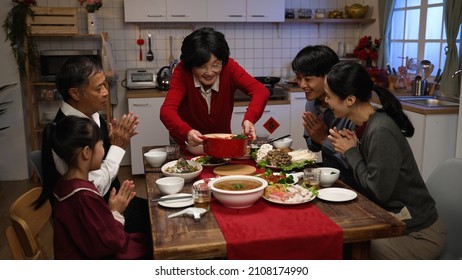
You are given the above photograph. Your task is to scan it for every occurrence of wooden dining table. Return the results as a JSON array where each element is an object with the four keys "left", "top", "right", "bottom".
[{"left": 142, "top": 146, "right": 406, "bottom": 260}]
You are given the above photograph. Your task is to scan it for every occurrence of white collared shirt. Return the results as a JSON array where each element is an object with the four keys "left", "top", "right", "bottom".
[
  {"left": 53, "top": 102, "right": 125, "bottom": 196},
  {"left": 194, "top": 76, "right": 220, "bottom": 114}
]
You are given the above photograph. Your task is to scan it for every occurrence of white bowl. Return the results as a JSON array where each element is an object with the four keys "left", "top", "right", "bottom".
[
  {"left": 317, "top": 167, "right": 340, "bottom": 187},
  {"left": 144, "top": 151, "right": 168, "bottom": 167},
  {"left": 155, "top": 176, "right": 185, "bottom": 195},
  {"left": 209, "top": 175, "right": 268, "bottom": 209},
  {"left": 161, "top": 159, "right": 203, "bottom": 182},
  {"left": 185, "top": 141, "right": 204, "bottom": 155},
  {"left": 272, "top": 138, "right": 293, "bottom": 149}
]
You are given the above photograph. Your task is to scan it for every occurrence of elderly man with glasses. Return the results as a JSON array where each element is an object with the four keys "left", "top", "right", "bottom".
[{"left": 160, "top": 27, "right": 270, "bottom": 147}]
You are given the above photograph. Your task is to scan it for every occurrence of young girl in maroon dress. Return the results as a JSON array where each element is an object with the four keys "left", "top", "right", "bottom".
[{"left": 36, "top": 116, "right": 151, "bottom": 259}]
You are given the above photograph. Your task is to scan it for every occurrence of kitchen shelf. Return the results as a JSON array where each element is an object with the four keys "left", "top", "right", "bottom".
[{"left": 284, "top": 18, "right": 375, "bottom": 24}]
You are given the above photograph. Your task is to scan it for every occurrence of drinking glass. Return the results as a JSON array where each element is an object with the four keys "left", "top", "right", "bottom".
[
  {"left": 303, "top": 168, "right": 321, "bottom": 189},
  {"left": 192, "top": 183, "right": 211, "bottom": 211}
]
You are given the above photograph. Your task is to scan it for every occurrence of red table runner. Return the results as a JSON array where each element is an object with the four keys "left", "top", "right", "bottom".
[{"left": 196, "top": 158, "right": 343, "bottom": 260}]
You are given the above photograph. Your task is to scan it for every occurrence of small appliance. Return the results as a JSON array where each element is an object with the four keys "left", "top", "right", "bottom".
[{"left": 126, "top": 68, "right": 157, "bottom": 89}]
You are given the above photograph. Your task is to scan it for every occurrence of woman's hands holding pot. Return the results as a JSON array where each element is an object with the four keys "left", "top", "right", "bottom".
[
  {"left": 242, "top": 120, "right": 256, "bottom": 140},
  {"left": 187, "top": 129, "right": 204, "bottom": 146}
]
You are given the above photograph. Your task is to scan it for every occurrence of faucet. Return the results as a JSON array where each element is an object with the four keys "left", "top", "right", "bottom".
[{"left": 452, "top": 69, "right": 462, "bottom": 79}]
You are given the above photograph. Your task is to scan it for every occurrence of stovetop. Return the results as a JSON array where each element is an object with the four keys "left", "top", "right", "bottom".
[{"left": 234, "top": 85, "right": 288, "bottom": 102}]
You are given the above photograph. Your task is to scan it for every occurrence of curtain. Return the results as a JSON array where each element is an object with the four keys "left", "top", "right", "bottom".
[
  {"left": 440, "top": 0, "right": 462, "bottom": 97},
  {"left": 377, "top": 0, "right": 395, "bottom": 68}
]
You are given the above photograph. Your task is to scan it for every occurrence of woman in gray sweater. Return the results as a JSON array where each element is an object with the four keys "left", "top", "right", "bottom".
[{"left": 324, "top": 61, "right": 446, "bottom": 259}]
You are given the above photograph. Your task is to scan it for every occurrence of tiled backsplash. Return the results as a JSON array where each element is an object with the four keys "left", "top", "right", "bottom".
[{"left": 35, "top": 0, "right": 369, "bottom": 78}]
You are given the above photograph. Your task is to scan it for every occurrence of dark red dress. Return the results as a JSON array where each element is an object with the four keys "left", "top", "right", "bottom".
[{"left": 52, "top": 178, "right": 151, "bottom": 259}]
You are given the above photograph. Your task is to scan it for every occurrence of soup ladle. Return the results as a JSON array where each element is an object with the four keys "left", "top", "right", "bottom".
[{"left": 168, "top": 207, "right": 206, "bottom": 221}]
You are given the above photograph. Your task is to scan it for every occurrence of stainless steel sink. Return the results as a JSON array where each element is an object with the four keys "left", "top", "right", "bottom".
[{"left": 398, "top": 96, "right": 460, "bottom": 107}]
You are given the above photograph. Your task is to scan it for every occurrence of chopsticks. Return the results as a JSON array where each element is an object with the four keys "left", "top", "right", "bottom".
[
  {"left": 151, "top": 194, "right": 192, "bottom": 202},
  {"left": 267, "top": 134, "right": 291, "bottom": 144}
]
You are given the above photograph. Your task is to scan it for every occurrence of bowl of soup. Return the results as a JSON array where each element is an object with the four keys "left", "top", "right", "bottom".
[{"left": 209, "top": 175, "right": 268, "bottom": 208}]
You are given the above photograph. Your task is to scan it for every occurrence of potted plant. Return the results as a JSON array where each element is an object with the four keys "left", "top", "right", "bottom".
[{"left": 2, "top": 0, "right": 38, "bottom": 74}]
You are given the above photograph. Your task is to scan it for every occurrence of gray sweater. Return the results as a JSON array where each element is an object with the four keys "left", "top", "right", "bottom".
[{"left": 345, "top": 111, "right": 438, "bottom": 233}]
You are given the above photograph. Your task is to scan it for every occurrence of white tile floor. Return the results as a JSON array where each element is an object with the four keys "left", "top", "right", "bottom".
[{"left": 0, "top": 166, "right": 146, "bottom": 260}]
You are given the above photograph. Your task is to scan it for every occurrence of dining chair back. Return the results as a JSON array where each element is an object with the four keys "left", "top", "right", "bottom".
[
  {"left": 426, "top": 158, "right": 462, "bottom": 260},
  {"left": 5, "top": 225, "right": 26, "bottom": 260},
  {"left": 29, "top": 150, "right": 43, "bottom": 183},
  {"left": 9, "top": 186, "right": 53, "bottom": 259}
]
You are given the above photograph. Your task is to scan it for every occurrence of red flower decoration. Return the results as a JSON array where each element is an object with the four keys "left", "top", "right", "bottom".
[{"left": 353, "top": 36, "right": 381, "bottom": 66}]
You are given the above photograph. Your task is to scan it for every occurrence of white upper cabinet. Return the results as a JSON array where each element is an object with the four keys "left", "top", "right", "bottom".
[
  {"left": 207, "top": 0, "right": 246, "bottom": 22},
  {"left": 166, "top": 0, "right": 207, "bottom": 22},
  {"left": 125, "top": 0, "right": 283, "bottom": 22},
  {"left": 124, "top": 0, "right": 167, "bottom": 22},
  {"left": 247, "top": 0, "right": 284, "bottom": 22}
]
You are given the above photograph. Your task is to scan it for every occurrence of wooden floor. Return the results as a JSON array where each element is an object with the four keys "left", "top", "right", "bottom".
[{"left": 0, "top": 166, "right": 146, "bottom": 260}]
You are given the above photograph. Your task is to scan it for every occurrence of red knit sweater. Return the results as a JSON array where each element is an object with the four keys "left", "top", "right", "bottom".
[{"left": 160, "top": 58, "right": 269, "bottom": 144}]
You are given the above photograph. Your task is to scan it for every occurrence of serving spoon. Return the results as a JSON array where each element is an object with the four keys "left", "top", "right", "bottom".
[
  {"left": 146, "top": 33, "right": 154, "bottom": 61},
  {"left": 168, "top": 207, "right": 206, "bottom": 221}
]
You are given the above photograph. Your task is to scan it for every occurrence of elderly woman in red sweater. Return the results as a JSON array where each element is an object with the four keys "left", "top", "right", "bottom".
[{"left": 160, "top": 27, "right": 270, "bottom": 147}]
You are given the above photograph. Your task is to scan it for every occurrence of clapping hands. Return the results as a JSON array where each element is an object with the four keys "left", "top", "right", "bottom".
[
  {"left": 108, "top": 180, "right": 136, "bottom": 214},
  {"left": 109, "top": 112, "right": 140, "bottom": 149}
]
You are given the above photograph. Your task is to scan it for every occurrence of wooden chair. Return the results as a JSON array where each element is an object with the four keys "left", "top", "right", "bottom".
[
  {"left": 5, "top": 225, "right": 25, "bottom": 260},
  {"left": 9, "top": 186, "right": 53, "bottom": 259},
  {"left": 426, "top": 158, "right": 462, "bottom": 259}
]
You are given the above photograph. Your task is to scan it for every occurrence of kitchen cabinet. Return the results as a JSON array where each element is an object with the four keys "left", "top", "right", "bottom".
[
  {"left": 128, "top": 97, "right": 170, "bottom": 174},
  {"left": 167, "top": 0, "right": 207, "bottom": 22},
  {"left": 124, "top": 0, "right": 166, "bottom": 22},
  {"left": 247, "top": 0, "right": 284, "bottom": 22},
  {"left": 289, "top": 91, "right": 322, "bottom": 162},
  {"left": 289, "top": 91, "right": 307, "bottom": 150},
  {"left": 124, "top": 0, "right": 283, "bottom": 22},
  {"left": 231, "top": 104, "right": 290, "bottom": 140},
  {"left": 207, "top": 0, "right": 246, "bottom": 22},
  {"left": 405, "top": 110, "right": 458, "bottom": 181}
]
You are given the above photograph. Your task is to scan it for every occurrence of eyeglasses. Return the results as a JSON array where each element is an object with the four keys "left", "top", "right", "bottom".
[{"left": 195, "top": 61, "right": 223, "bottom": 74}]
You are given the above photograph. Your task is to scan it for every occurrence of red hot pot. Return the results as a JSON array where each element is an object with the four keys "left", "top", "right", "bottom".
[{"left": 202, "top": 134, "right": 249, "bottom": 158}]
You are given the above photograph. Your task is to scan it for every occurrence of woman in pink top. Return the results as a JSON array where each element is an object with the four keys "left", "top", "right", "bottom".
[{"left": 160, "top": 27, "right": 270, "bottom": 147}]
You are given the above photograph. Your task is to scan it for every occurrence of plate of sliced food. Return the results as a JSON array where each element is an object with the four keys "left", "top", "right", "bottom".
[
  {"left": 253, "top": 144, "right": 317, "bottom": 171},
  {"left": 263, "top": 182, "right": 318, "bottom": 205},
  {"left": 191, "top": 155, "right": 230, "bottom": 166}
]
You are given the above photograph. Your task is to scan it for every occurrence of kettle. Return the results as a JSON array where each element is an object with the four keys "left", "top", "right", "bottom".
[{"left": 156, "top": 66, "right": 171, "bottom": 91}]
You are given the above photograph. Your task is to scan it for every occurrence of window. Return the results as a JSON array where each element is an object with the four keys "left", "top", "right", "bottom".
[{"left": 389, "top": 0, "right": 461, "bottom": 76}]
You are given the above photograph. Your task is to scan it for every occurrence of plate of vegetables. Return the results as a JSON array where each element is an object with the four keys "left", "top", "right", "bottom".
[
  {"left": 191, "top": 155, "right": 230, "bottom": 166},
  {"left": 257, "top": 169, "right": 298, "bottom": 185}
]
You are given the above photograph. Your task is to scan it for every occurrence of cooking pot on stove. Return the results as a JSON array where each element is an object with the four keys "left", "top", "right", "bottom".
[
  {"left": 255, "top": 76, "right": 281, "bottom": 85},
  {"left": 156, "top": 66, "right": 171, "bottom": 91}
]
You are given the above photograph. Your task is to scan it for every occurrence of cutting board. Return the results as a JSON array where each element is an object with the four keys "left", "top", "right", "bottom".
[{"left": 213, "top": 164, "right": 256, "bottom": 176}]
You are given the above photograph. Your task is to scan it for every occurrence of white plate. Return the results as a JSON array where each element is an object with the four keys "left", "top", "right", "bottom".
[
  {"left": 158, "top": 193, "right": 194, "bottom": 208},
  {"left": 317, "top": 188, "right": 357, "bottom": 202},
  {"left": 191, "top": 156, "right": 230, "bottom": 166},
  {"left": 263, "top": 195, "right": 315, "bottom": 205}
]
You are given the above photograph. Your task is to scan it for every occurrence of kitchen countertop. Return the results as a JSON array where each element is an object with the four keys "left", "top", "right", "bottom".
[
  {"left": 126, "top": 87, "right": 458, "bottom": 115},
  {"left": 127, "top": 88, "right": 290, "bottom": 106},
  {"left": 278, "top": 83, "right": 459, "bottom": 115}
]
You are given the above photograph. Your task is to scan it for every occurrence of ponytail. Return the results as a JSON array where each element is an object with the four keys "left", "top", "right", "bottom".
[{"left": 373, "top": 84, "right": 414, "bottom": 137}]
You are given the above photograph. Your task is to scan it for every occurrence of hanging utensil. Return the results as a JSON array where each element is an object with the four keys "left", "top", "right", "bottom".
[
  {"left": 136, "top": 27, "right": 144, "bottom": 61},
  {"left": 147, "top": 33, "right": 154, "bottom": 62},
  {"left": 168, "top": 36, "right": 174, "bottom": 63}
]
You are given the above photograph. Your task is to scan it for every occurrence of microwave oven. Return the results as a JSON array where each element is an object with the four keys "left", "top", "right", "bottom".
[{"left": 39, "top": 50, "right": 101, "bottom": 82}]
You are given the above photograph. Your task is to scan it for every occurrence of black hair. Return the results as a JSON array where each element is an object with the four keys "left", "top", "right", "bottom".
[
  {"left": 34, "top": 116, "right": 103, "bottom": 209},
  {"left": 291, "top": 45, "right": 340, "bottom": 77},
  {"left": 55, "top": 56, "right": 103, "bottom": 102},
  {"left": 180, "top": 27, "right": 230, "bottom": 70},
  {"left": 326, "top": 61, "right": 414, "bottom": 137}
]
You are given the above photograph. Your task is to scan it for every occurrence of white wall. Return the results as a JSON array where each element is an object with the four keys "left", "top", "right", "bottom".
[{"left": 0, "top": 2, "right": 30, "bottom": 180}]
